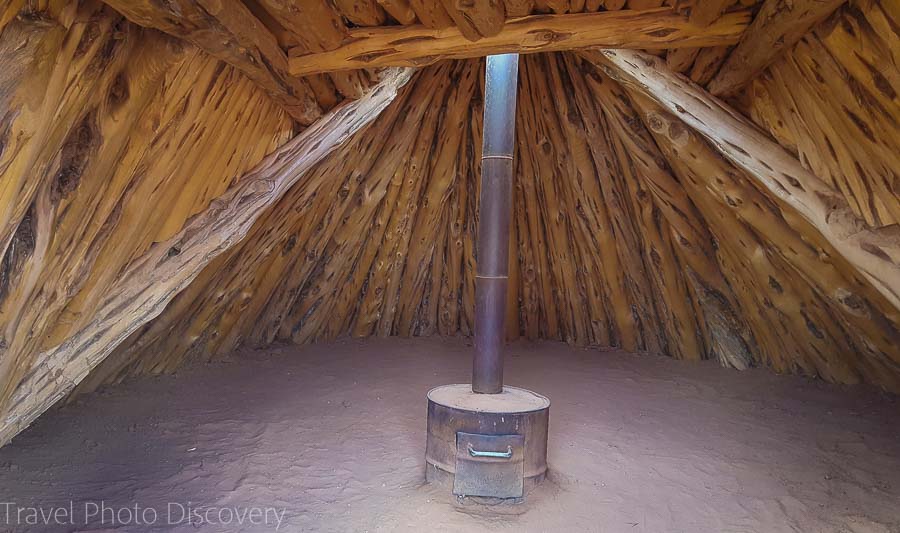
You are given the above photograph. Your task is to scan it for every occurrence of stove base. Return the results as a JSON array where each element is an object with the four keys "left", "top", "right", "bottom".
[{"left": 424, "top": 384, "right": 550, "bottom": 501}]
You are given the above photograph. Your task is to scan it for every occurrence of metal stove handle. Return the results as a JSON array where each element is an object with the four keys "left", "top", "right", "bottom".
[{"left": 467, "top": 443, "right": 513, "bottom": 459}]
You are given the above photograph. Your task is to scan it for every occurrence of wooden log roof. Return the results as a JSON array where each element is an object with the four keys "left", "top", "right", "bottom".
[
  {"left": 90, "top": 0, "right": 865, "bottom": 128},
  {"left": 94, "top": 0, "right": 780, "bottom": 121},
  {"left": 1, "top": 0, "right": 898, "bottom": 446}
]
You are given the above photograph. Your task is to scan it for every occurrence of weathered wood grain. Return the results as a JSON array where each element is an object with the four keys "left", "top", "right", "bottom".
[
  {"left": 662, "top": 0, "right": 766, "bottom": 82},
  {"left": 377, "top": 0, "right": 418, "bottom": 23},
  {"left": 588, "top": 49, "right": 900, "bottom": 313},
  {"left": 571, "top": 54, "right": 752, "bottom": 367},
  {"left": 255, "top": 0, "right": 373, "bottom": 101},
  {"left": 287, "top": 8, "right": 752, "bottom": 75},
  {"left": 73, "top": 50, "right": 900, "bottom": 407},
  {"left": 333, "top": 0, "right": 387, "bottom": 25},
  {"left": 5, "top": 0, "right": 900, "bottom": 451},
  {"left": 707, "top": 0, "right": 847, "bottom": 96},
  {"left": 630, "top": 91, "right": 899, "bottom": 384},
  {"left": 0, "top": 67, "right": 413, "bottom": 446},
  {"left": 408, "top": 0, "right": 455, "bottom": 27},
  {"left": 738, "top": 1, "right": 900, "bottom": 227},
  {"left": 439, "top": 0, "right": 505, "bottom": 40},
  {"left": 102, "top": 0, "right": 322, "bottom": 124}
]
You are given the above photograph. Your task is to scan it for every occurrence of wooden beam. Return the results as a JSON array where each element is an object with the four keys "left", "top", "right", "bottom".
[
  {"left": 688, "top": 45, "right": 729, "bottom": 84},
  {"left": 583, "top": 49, "right": 900, "bottom": 311},
  {"left": 333, "top": 0, "right": 387, "bottom": 26},
  {"left": 572, "top": 54, "right": 755, "bottom": 368},
  {"left": 0, "top": 68, "right": 413, "bottom": 447},
  {"left": 376, "top": 0, "right": 418, "bottom": 24},
  {"left": 504, "top": 0, "right": 535, "bottom": 17},
  {"left": 627, "top": 89, "right": 900, "bottom": 386},
  {"left": 102, "top": 0, "right": 322, "bottom": 125},
  {"left": 663, "top": 0, "right": 731, "bottom": 74},
  {"left": 706, "top": 0, "right": 846, "bottom": 96},
  {"left": 255, "top": 0, "right": 373, "bottom": 100},
  {"left": 256, "top": 0, "right": 348, "bottom": 51},
  {"left": 438, "top": 0, "right": 506, "bottom": 41},
  {"left": 0, "top": 0, "right": 26, "bottom": 33},
  {"left": 408, "top": 0, "right": 455, "bottom": 28},
  {"left": 690, "top": 0, "right": 732, "bottom": 27},
  {"left": 287, "top": 7, "right": 751, "bottom": 76}
]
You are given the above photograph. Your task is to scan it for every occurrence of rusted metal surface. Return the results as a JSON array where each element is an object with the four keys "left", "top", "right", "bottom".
[
  {"left": 474, "top": 53, "right": 520, "bottom": 394},
  {"left": 473, "top": 274, "right": 507, "bottom": 393},
  {"left": 425, "top": 384, "right": 549, "bottom": 495},
  {"left": 454, "top": 432, "right": 525, "bottom": 498}
]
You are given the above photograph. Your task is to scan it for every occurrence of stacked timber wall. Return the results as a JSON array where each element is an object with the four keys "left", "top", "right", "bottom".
[
  {"left": 0, "top": 0, "right": 898, "bottom": 447},
  {"left": 0, "top": 2, "right": 292, "bottom": 432},
  {"left": 737, "top": 1, "right": 898, "bottom": 228},
  {"left": 82, "top": 0, "right": 900, "bottom": 395}
]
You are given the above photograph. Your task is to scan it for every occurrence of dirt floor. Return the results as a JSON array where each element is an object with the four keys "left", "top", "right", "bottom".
[{"left": 2, "top": 337, "right": 899, "bottom": 532}]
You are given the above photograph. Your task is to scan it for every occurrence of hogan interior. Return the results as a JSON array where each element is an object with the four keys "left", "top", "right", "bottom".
[{"left": 0, "top": 0, "right": 899, "bottom": 531}]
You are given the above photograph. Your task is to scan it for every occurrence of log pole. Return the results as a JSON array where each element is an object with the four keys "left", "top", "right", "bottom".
[{"left": 473, "top": 53, "right": 519, "bottom": 394}]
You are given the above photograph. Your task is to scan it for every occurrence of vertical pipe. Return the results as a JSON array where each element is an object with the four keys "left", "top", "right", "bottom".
[{"left": 473, "top": 54, "right": 519, "bottom": 394}]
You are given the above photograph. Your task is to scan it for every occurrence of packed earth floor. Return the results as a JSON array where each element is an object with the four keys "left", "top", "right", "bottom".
[{"left": 1, "top": 337, "right": 899, "bottom": 532}]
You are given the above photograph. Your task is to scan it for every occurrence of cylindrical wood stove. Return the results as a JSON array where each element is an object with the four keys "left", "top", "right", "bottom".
[
  {"left": 424, "top": 54, "right": 550, "bottom": 502},
  {"left": 425, "top": 385, "right": 550, "bottom": 499}
]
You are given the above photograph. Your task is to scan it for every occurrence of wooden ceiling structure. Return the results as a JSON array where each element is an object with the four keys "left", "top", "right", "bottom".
[
  {"left": 0, "top": 0, "right": 897, "bottom": 446},
  {"left": 89, "top": 0, "right": 843, "bottom": 122}
]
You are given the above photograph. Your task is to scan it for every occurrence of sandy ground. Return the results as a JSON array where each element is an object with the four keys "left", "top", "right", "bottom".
[{"left": 1, "top": 337, "right": 899, "bottom": 533}]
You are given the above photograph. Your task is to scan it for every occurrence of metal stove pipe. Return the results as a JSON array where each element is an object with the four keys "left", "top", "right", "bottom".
[{"left": 473, "top": 54, "right": 519, "bottom": 394}]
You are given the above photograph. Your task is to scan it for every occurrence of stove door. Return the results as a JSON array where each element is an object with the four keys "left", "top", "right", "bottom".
[{"left": 453, "top": 432, "right": 525, "bottom": 498}]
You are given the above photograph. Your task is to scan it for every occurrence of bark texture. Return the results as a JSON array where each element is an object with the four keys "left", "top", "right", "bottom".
[
  {"left": 81, "top": 40, "right": 900, "bottom": 403},
  {"left": 2, "top": 0, "right": 899, "bottom": 451},
  {"left": 0, "top": 2, "right": 294, "bottom": 443}
]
